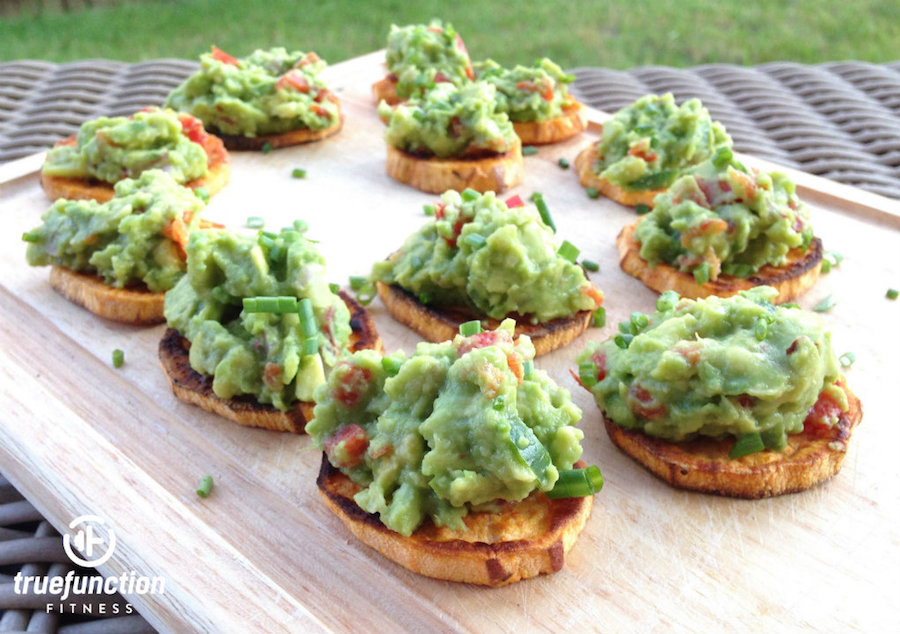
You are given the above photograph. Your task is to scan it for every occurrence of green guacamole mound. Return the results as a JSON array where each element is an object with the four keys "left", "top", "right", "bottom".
[
  {"left": 371, "top": 189, "right": 599, "bottom": 323},
  {"left": 41, "top": 107, "right": 209, "bottom": 184},
  {"left": 164, "top": 224, "right": 351, "bottom": 410},
  {"left": 635, "top": 157, "right": 814, "bottom": 280},
  {"left": 25, "top": 169, "right": 204, "bottom": 292},
  {"left": 308, "top": 321, "right": 585, "bottom": 537},
  {"left": 593, "top": 93, "right": 731, "bottom": 191},
  {"left": 165, "top": 47, "right": 339, "bottom": 137},
  {"left": 474, "top": 58, "right": 577, "bottom": 123},
  {"left": 576, "top": 287, "right": 847, "bottom": 452},
  {"left": 378, "top": 82, "right": 517, "bottom": 158},
  {"left": 385, "top": 20, "right": 474, "bottom": 99}
]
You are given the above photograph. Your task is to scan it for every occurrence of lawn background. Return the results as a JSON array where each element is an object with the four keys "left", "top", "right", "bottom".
[{"left": 2, "top": 0, "right": 899, "bottom": 68}]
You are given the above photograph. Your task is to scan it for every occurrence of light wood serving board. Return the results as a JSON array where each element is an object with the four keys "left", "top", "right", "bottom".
[{"left": 1, "top": 51, "right": 899, "bottom": 633}]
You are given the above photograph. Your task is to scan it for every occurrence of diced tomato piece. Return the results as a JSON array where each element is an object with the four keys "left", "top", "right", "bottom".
[
  {"left": 428, "top": 25, "right": 443, "bottom": 33},
  {"left": 582, "top": 284, "right": 604, "bottom": 308},
  {"left": 210, "top": 46, "right": 239, "bottom": 66},
  {"left": 457, "top": 331, "right": 503, "bottom": 357},
  {"left": 434, "top": 71, "right": 450, "bottom": 83},
  {"left": 628, "top": 384, "right": 666, "bottom": 419},
  {"left": 628, "top": 139, "right": 657, "bottom": 162},
  {"left": 786, "top": 338, "right": 800, "bottom": 355},
  {"left": 324, "top": 424, "right": 369, "bottom": 468},
  {"left": 803, "top": 389, "right": 844, "bottom": 437},
  {"left": 718, "top": 179, "right": 732, "bottom": 193},
  {"left": 178, "top": 113, "right": 208, "bottom": 145},
  {"left": 333, "top": 363, "right": 372, "bottom": 408},
  {"left": 276, "top": 70, "right": 311, "bottom": 93},
  {"left": 507, "top": 353, "right": 523, "bottom": 383},
  {"left": 591, "top": 352, "right": 607, "bottom": 382},
  {"left": 464, "top": 63, "right": 475, "bottom": 81},
  {"left": 433, "top": 202, "right": 446, "bottom": 219},
  {"left": 310, "top": 104, "right": 330, "bottom": 118},
  {"left": 297, "top": 51, "right": 320, "bottom": 67},
  {"left": 736, "top": 394, "right": 755, "bottom": 408},
  {"left": 162, "top": 216, "right": 189, "bottom": 260},
  {"left": 444, "top": 218, "right": 466, "bottom": 248},
  {"left": 540, "top": 81, "right": 554, "bottom": 102},
  {"left": 516, "top": 80, "right": 539, "bottom": 93},
  {"left": 263, "top": 362, "right": 282, "bottom": 391},
  {"left": 505, "top": 194, "right": 525, "bottom": 208}
]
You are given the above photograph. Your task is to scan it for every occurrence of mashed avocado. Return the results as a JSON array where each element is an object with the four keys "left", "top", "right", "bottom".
[
  {"left": 378, "top": 82, "right": 517, "bottom": 158},
  {"left": 385, "top": 20, "right": 475, "bottom": 99},
  {"left": 576, "top": 287, "right": 847, "bottom": 453},
  {"left": 41, "top": 108, "right": 209, "bottom": 184},
  {"left": 165, "top": 46, "right": 340, "bottom": 137},
  {"left": 164, "top": 224, "right": 351, "bottom": 409},
  {"left": 24, "top": 169, "right": 204, "bottom": 292},
  {"left": 474, "top": 58, "right": 577, "bottom": 123},
  {"left": 635, "top": 155, "right": 813, "bottom": 280},
  {"left": 371, "top": 189, "right": 600, "bottom": 323},
  {"left": 593, "top": 93, "right": 731, "bottom": 191},
  {"left": 308, "top": 321, "right": 585, "bottom": 536}
]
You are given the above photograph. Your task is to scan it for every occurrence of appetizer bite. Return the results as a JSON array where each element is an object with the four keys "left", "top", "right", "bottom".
[
  {"left": 372, "top": 20, "right": 475, "bottom": 105},
  {"left": 368, "top": 188, "right": 603, "bottom": 356},
  {"left": 24, "top": 170, "right": 210, "bottom": 324},
  {"left": 575, "top": 288, "right": 862, "bottom": 498},
  {"left": 309, "top": 321, "right": 602, "bottom": 586},
  {"left": 617, "top": 152, "right": 823, "bottom": 303},
  {"left": 379, "top": 82, "right": 523, "bottom": 194},
  {"left": 159, "top": 224, "right": 380, "bottom": 433},
  {"left": 474, "top": 58, "right": 586, "bottom": 145},
  {"left": 40, "top": 107, "right": 229, "bottom": 202},
  {"left": 575, "top": 93, "right": 731, "bottom": 207},
  {"left": 166, "top": 46, "right": 342, "bottom": 151}
]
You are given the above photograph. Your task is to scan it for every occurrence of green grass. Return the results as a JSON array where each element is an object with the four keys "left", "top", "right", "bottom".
[{"left": 2, "top": 0, "right": 899, "bottom": 68}]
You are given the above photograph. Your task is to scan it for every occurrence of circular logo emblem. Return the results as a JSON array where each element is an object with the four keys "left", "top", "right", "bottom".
[{"left": 62, "top": 514, "right": 116, "bottom": 568}]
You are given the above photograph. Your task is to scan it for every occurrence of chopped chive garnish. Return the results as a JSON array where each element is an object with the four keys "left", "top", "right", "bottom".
[
  {"left": 522, "top": 145, "right": 539, "bottom": 156},
  {"left": 630, "top": 311, "right": 649, "bottom": 333},
  {"left": 349, "top": 275, "right": 368, "bottom": 291},
  {"left": 193, "top": 187, "right": 210, "bottom": 203},
  {"left": 112, "top": 349, "right": 124, "bottom": 368},
  {"left": 298, "top": 297, "right": 316, "bottom": 338},
  {"left": 21, "top": 231, "right": 41, "bottom": 243},
  {"left": 417, "top": 292, "right": 433, "bottom": 305},
  {"left": 887, "top": 288, "right": 899, "bottom": 300},
  {"left": 813, "top": 295, "right": 835, "bottom": 312},
  {"left": 242, "top": 296, "right": 298, "bottom": 313},
  {"left": 634, "top": 203, "right": 651, "bottom": 215},
  {"left": 712, "top": 146, "right": 734, "bottom": 169},
  {"left": 693, "top": 262, "right": 710, "bottom": 285},
  {"left": 246, "top": 216, "right": 265, "bottom": 229},
  {"left": 754, "top": 316, "right": 768, "bottom": 341},
  {"left": 262, "top": 141, "right": 273, "bottom": 153},
  {"left": 582, "top": 259, "right": 599, "bottom": 272},
  {"left": 462, "top": 233, "right": 486, "bottom": 248},
  {"left": 301, "top": 336, "right": 319, "bottom": 357},
  {"left": 585, "top": 186, "right": 600, "bottom": 199},
  {"left": 578, "top": 361, "right": 598, "bottom": 388},
  {"left": 329, "top": 282, "right": 340, "bottom": 294},
  {"left": 546, "top": 465, "right": 604, "bottom": 499},
  {"left": 459, "top": 320, "right": 482, "bottom": 336},
  {"left": 381, "top": 356, "right": 403, "bottom": 376},
  {"left": 821, "top": 258, "right": 832, "bottom": 274},
  {"left": 291, "top": 168, "right": 307, "bottom": 179},
  {"left": 656, "top": 290, "right": 679, "bottom": 312},
  {"left": 592, "top": 306, "right": 606, "bottom": 328},
  {"left": 523, "top": 360, "right": 534, "bottom": 379},
  {"left": 196, "top": 475, "right": 214, "bottom": 498},
  {"left": 357, "top": 290, "right": 375, "bottom": 306},
  {"left": 614, "top": 333, "right": 633, "bottom": 349},
  {"left": 822, "top": 250, "right": 843, "bottom": 274},
  {"left": 557, "top": 240, "right": 580, "bottom": 263},
  {"left": 460, "top": 188, "right": 480, "bottom": 202},
  {"left": 618, "top": 320, "right": 631, "bottom": 334},
  {"left": 493, "top": 395, "right": 505, "bottom": 411},
  {"left": 782, "top": 302, "right": 801, "bottom": 309},
  {"left": 293, "top": 219, "right": 309, "bottom": 233},
  {"left": 558, "top": 157, "right": 570, "bottom": 169},
  {"left": 423, "top": 204, "right": 436, "bottom": 217},
  {"left": 839, "top": 351, "right": 856, "bottom": 368},
  {"left": 530, "top": 192, "right": 556, "bottom": 233},
  {"left": 729, "top": 432, "right": 765, "bottom": 459}
]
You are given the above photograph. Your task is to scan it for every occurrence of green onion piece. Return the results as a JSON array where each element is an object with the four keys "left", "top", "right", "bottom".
[
  {"left": 507, "top": 416, "right": 552, "bottom": 488},
  {"left": 546, "top": 465, "right": 604, "bottom": 499},
  {"left": 822, "top": 250, "right": 843, "bottom": 274},
  {"left": 381, "top": 356, "right": 403, "bottom": 376},
  {"left": 523, "top": 360, "right": 534, "bottom": 379},
  {"left": 349, "top": 275, "right": 368, "bottom": 291},
  {"left": 291, "top": 168, "right": 307, "bottom": 179},
  {"left": 196, "top": 475, "right": 214, "bottom": 498},
  {"left": 712, "top": 146, "right": 734, "bottom": 169},
  {"left": 782, "top": 302, "right": 800, "bottom": 309},
  {"left": 578, "top": 361, "right": 599, "bottom": 388},
  {"left": 618, "top": 320, "right": 631, "bottom": 334},
  {"left": 754, "top": 317, "right": 768, "bottom": 341},
  {"left": 558, "top": 157, "right": 570, "bottom": 169},
  {"left": 522, "top": 145, "right": 539, "bottom": 156},
  {"left": 585, "top": 186, "right": 600, "bottom": 199},
  {"left": 460, "top": 188, "right": 480, "bottom": 202},
  {"left": 614, "top": 333, "right": 633, "bottom": 349},
  {"left": 293, "top": 219, "right": 309, "bottom": 233},
  {"left": 656, "top": 290, "right": 679, "bottom": 312},
  {"left": 328, "top": 282, "right": 340, "bottom": 294},
  {"left": 839, "top": 351, "right": 856, "bottom": 368},
  {"left": 357, "top": 290, "right": 375, "bottom": 306},
  {"left": 112, "top": 349, "right": 124, "bottom": 368},
  {"left": 557, "top": 240, "right": 580, "bottom": 263},
  {"left": 262, "top": 141, "right": 273, "bottom": 154},
  {"left": 246, "top": 216, "right": 265, "bottom": 229},
  {"left": 592, "top": 306, "right": 606, "bottom": 328},
  {"left": 298, "top": 297, "right": 316, "bottom": 338},
  {"left": 582, "top": 259, "right": 599, "bottom": 272},
  {"left": 193, "top": 187, "right": 210, "bottom": 203},
  {"left": 459, "top": 320, "right": 482, "bottom": 336},
  {"left": 530, "top": 192, "right": 556, "bottom": 232},
  {"left": 268, "top": 243, "right": 284, "bottom": 264},
  {"left": 462, "top": 233, "right": 486, "bottom": 248},
  {"left": 813, "top": 295, "right": 835, "bottom": 312},
  {"left": 493, "top": 395, "right": 505, "bottom": 411},
  {"left": 242, "top": 296, "right": 298, "bottom": 314},
  {"left": 634, "top": 203, "right": 651, "bottom": 215},
  {"left": 417, "top": 292, "right": 433, "bottom": 305},
  {"left": 630, "top": 311, "right": 649, "bottom": 333},
  {"left": 729, "top": 432, "right": 765, "bottom": 459},
  {"left": 423, "top": 204, "right": 436, "bottom": 217},
  {"left": 301, "top": 336, "right": 319, "bottom": 357},
  {"left": 887, "top": 288, "right": 899, "bottom": 300},
  {"left": 821, "top": 258, "right": 832, "bottom": 274},
  {"left": 693, "top": 262, "right": 710, "bottom": 285},
  {"left": 21, "top": 231, "right": 41, "bottom": 243}
]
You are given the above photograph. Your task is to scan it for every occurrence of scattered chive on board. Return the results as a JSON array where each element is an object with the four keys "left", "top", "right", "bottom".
[
  {"left": 585, "top": 186, "right": 600, "bottom": 199},
  {"left": 112, "top": 349, "right": 124, "bottom": 368},
  {"left": 522, "top": 145, "right": 539, "bottom": 156},
  {"left": 246, "top": 216, "right": 265, "bottom": 229},
  {"left": 839, "top": 351, "right": 856, "bottom": 368},
  {"left": 196, "top": 475, "right": 214, "bottom": 498},
  {"left": 261, "top": 141, "right": 273, "bottom": 153},
  {"left": 887, "top": 288, "right": 899, "bottom": 300},
  {"left": 557, "top": 158, "right": 570, "bottom": 169},
  {"left": 292, "top": 168, "right": 307, "bottom": 179},
  {"left": 582, "top": 259, "right": 599, "bottom": 272},
  {"left": 813, "top": 295, "right": 836, "bottom": 312}
]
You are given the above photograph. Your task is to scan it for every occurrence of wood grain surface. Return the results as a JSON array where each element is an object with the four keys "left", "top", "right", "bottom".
[{"left": 1, "top": 51, "right": 899, "bottom": 633}]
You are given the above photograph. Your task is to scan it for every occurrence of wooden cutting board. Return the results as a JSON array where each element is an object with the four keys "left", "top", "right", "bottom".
[{"left": 1, "top": 51, "right": 899, "bottom": 632}]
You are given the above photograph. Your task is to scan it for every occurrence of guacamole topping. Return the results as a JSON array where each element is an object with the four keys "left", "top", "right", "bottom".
[
  {"left": 635, "top": 155, "right": 813, "bottom": 280},
  {"left": 379, "top": 82, "right": 517, "bottom": 158},
  {"left": 308, "top": 321, "right": 585, "bottom": 536},
  {"left": 163, "top": 224, "right": 351, "bottom": 409},
  {"left": 165, "top": 46, "right": 340, "bottom": 137},
  {"left": 576, "top": 287, "right": 848, "bottom": 453},
  {"left": 474, "top": 58, "right": 577, "bottom": 123},
  {"left": 592, "top": 93, "right": 731, "bottom": 191},
  {"left": 24, "top": 169, "right": 205, "bottom": 292},
  {"left": 371, "top": 189, "right": 601, "bottom": 323},
  {"left": 385, "top": 21, "right": 475, "bottom": 99},
  {"left": 41, "top": 108, "right": 210, "bottom": 184}
]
